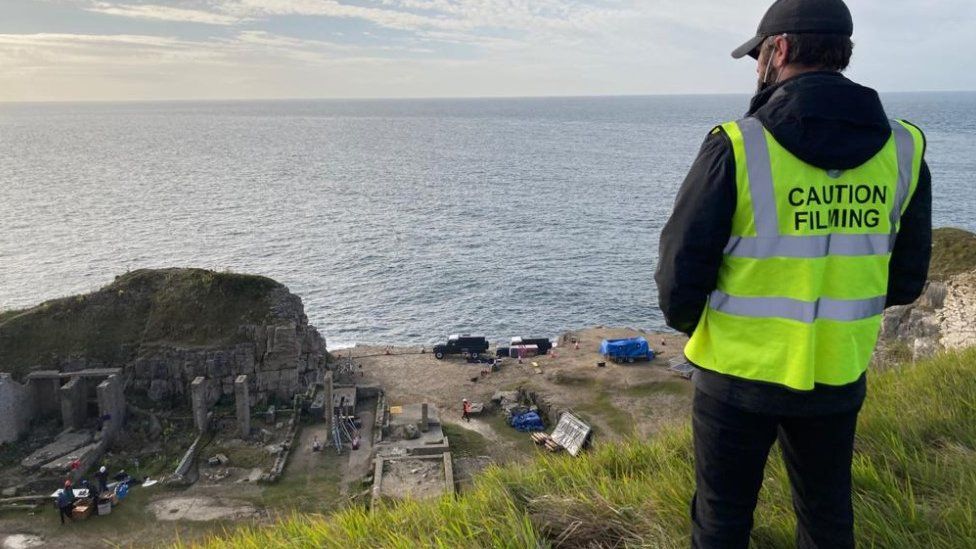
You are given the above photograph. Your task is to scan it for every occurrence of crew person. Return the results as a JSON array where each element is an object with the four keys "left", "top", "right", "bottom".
[
  {"left": 655, "top": 1, "right": 931, "bottom": 547},
  {"left": 462, "top": 399, "right": 472, "bottom": 422},
  {"left": 94, "top": 465, "right": 109, "bottom": 494},
  {"left": 56, "top": 480, "right": 75, "bottom": 524}
]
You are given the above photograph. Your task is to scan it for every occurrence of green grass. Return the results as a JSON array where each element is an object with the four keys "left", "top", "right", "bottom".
[
  {"left": 190, "top": 347, "right": 976, "bottom": 548},
  {"left": 548, "top": 370, "right": 598, "bottom": 387},
  {"left": 0, "top": 268, "right": 281, "bottom": 378},
  {"left": 252, "top": 447, "right": 346, "bottom": 515},
  {"left": 442, "top": 422, "right": 490, "bottom": 458},
  {"left": 574, "top": 390, "right": 635, "bottom": 438},
  {"left": 930, "top": 227, "right": 976, "bottom": 280},
  {"left": 622, "top": 380, "right": 692, "bottom": 398},
  {"left": 0, "top": 483, "right": 239, "bottom": 549}
]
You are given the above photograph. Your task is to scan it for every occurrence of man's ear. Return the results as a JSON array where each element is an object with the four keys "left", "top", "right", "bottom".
[{"left": 773, "top": 34, "right": 790, "bottom": 67}]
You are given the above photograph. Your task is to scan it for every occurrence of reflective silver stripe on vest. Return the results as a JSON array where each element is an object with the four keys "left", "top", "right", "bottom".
[
  {"left": 709, "top": 290, "right": 886, "bottom": 323},
  {"left": 889, "top": 119, "right": 914, "bottom": 229},
  {"left": 724, "top": 233, "right": 896, "bottom": 258},
  {"left": 738, "top": 117, "right": 779, "bottom": 237},
  {"left": 724, "top": 118, "right": 916, "bottom": 259}
]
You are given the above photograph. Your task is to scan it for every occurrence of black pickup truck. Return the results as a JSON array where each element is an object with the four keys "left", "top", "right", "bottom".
[{"left": 432, "top": 334, "right": 490, "bottom": 359}]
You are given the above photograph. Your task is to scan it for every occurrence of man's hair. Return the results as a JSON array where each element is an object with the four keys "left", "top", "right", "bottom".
[{"left": 785, "top": 33, "right": 854, "bottom": 71}]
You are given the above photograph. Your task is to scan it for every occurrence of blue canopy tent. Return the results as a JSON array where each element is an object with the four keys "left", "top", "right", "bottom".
[{"left": 599, "top": 337, "right": 655, "bottom": 362}]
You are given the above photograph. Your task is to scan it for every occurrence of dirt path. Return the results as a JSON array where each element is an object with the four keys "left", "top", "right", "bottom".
[{"left": 451, "top": 417, "right": 500, "bottom": 441}]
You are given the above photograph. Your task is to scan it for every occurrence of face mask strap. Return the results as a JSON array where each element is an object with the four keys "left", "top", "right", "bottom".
[{"left": 761, "top": 33, "right": 787, "bottom": 87}]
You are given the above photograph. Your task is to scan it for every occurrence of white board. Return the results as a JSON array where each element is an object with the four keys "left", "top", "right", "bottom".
[{"left": 550, "top": 412, "right": 591, "bottom": 457}]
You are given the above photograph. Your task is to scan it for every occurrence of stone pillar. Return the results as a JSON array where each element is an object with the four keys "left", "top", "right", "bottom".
[
  {"left": 235, "top": 375, "right": 251, "bottom": 438},
  {"left": 421, "top": 403, "right": 429, "bottom": 432},
  {"left": 191, "top": 377, "right": 209, "bottom": 433},
  {"left": 60, "top": 377, "right": 86, "bottom": 430},
  {"left": 97, "top": 375, "right": 125, "bottom": 440},
  {"left": 0, "top": 374, "right": 33, "bottom": 443},
  {"left": 323, "top": 370, "right": 333, "bottom": 429}
]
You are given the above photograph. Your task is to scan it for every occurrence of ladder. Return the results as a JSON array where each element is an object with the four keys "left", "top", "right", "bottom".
[{"left": 331, "top": 406, "right": 342, "bottom": 454}]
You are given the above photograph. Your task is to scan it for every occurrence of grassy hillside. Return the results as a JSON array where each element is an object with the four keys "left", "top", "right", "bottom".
[
  {"left": 0, "top": 268, "right": 282, "bottom": 378},
  {"left": 193, "top": 348, "right": 976, "bottom": 548},
  {"left": 930, "top": 227, "right": 976, "bottom": 280}
]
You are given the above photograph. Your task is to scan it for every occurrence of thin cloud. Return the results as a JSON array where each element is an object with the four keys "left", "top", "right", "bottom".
[
  {"left": 85, "top": 2, "right": 242, "bottom": 25},
  {"left": 222, "top": 0, "right": 457, "bottom": 30},
  {"left": 0, "top": 32, "right": 187, "bottom": 47}
]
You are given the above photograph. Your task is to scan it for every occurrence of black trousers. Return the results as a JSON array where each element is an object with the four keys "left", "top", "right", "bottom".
[
  {"left": 691, "top": 389, "right": 860, "bottom": 549},
  {"left": 59, "top": 504, "right": 73, "bottom": 524}
]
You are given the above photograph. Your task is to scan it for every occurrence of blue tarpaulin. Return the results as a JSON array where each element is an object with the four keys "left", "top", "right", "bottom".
[
  {"left": 599, "top": 337, "right": 655, "bottom": 361},
  {"left": 509, "top": 411, "right": 545, "bottom": 432}
]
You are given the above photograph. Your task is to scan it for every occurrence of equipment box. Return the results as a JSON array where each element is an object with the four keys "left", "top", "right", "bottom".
[
  {"left": 72, "top": 499, "right": 94, "bottom": 520},
  {"left": 509, "top": 344, "right": 539, "bottom": 358}
]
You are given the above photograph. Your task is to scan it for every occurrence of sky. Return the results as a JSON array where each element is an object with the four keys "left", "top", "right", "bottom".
[{"left": 1, "top": 0, "right": 974, "bottom": 101}]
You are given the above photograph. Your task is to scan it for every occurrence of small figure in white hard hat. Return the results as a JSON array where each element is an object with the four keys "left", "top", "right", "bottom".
[{"left": 94, "top": 465, "right": 109, "bottom": 494}]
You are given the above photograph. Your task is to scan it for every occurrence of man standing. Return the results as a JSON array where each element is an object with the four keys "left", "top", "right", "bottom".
[
  {"left": 656, "top": 0, "right": 931, "bottom": 547},
  {"left": 462, "top": 399, "right": 472, "bottom": 422},
  {"left": 94, "top": 465, "right": 109, "bottom": 494},
  {"left": 57, "top": 480, "right": 75, "bottom": 525}
]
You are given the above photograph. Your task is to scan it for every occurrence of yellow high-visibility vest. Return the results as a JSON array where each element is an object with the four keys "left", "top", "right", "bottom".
[{"left": 684, "top": 117, "right": 924, "bottom": 390}]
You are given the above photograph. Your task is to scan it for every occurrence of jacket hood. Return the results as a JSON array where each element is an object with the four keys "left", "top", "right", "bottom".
[{"left": 747, "top": 72, "right": 891, "bottom": 170}]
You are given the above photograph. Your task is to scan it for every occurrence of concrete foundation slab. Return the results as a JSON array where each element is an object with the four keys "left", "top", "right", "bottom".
[
  {"left": 21, "top": 431, "right": 93, "bottom": 470},
  {"left": 371, "top": 453, "right": 454, "bottom": 503},
  {"left": 40, "top": 442, "right": 101, "bottom": 471}
]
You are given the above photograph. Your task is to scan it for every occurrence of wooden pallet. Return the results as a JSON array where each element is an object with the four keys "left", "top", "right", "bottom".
[{"left": 529, "top": 432, "right": 564, "bottom": 452}]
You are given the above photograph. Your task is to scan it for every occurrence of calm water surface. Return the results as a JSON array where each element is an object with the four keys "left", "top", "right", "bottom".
[{"left": 1, "top": 94, "right": 973, "bottom": 346}]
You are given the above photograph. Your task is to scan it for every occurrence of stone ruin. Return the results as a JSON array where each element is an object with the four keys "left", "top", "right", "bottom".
[
  {"left": 0, "top": 276, "right": 335, "bottom": 490},
  {"left": 370, "top": 400, "right": 455, "bottom": 503},
  {"left": 1, "top": 369, "right": 126, "bottom": 480}
]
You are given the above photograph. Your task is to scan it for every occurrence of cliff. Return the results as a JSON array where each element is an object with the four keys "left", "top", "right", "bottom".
[
  {"left": 0, "top": 268, "right": 327, "bottom": 405},
  {"left": 877, "top": 228, "right": 976, "bottom": 363}
]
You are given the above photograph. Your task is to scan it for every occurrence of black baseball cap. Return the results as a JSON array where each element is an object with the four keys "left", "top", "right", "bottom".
[{"left": 731, "top": 0, "right": 854, "bottom": 59}]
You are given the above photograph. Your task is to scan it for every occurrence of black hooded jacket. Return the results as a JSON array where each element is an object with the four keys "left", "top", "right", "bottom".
[{"left": 655, "top": 72, "right": 932, "bottom": 415}]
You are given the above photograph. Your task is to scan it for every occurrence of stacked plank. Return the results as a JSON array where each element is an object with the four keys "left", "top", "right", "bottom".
[{"left": 529, "top": 432, "right": 564, "bottom": 452}]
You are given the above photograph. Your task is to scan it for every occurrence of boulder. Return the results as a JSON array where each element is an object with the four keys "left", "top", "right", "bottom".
[{"left": 913, "top": 337, "right": 940, "bottom": 361}]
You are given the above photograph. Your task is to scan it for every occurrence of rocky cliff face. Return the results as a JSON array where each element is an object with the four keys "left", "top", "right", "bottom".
[
  {"left": 876, "top": 229, "right": 976, "bottom": 364},
  {"left": 130, "top": 285, "right": 328, "bottom": 404},
  {"left": 0, "top": 269, "right": 328, "bottom": 406}
]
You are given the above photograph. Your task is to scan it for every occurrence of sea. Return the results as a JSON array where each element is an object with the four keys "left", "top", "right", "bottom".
[{"left": 1, "top": 93, "right": 974, "bottom": 348}]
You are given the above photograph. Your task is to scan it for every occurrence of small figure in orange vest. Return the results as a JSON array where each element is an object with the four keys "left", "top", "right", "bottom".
[{"left": 462, "top": 399, "right": 472, "bottom": 422}]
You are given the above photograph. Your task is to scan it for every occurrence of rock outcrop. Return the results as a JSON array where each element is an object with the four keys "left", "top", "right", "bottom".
[
  {"left": 0, "top": 268, "right": 327, "bottom": 406},
  {"left": 876, "top": 228, "right": 976, "bottom": 364},
  {"left": 129, "top": 286, "right": 327, "bottom": 403}
]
